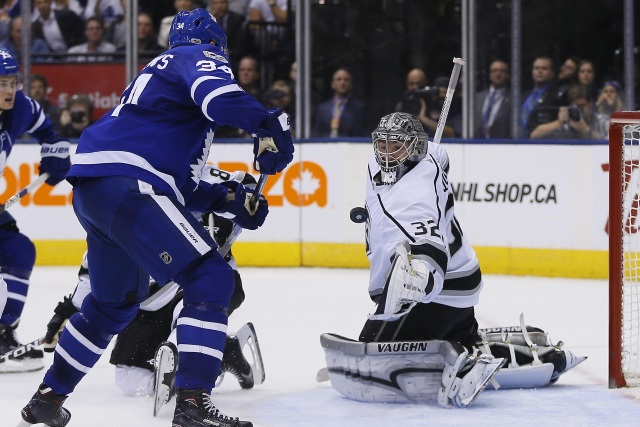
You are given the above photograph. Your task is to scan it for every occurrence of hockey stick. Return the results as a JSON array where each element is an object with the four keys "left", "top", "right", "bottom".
[
  {"left": 0, "top": 173, "right": 49, "bottom": 215},
  {"left": 432, "top": 57, "right": 465, "bottom": 145},
  {"left": 0, "top": 336, "right": 44, "bottom": 364}
]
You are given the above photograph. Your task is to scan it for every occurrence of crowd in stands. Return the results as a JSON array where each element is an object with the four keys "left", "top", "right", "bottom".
[{"left": 0, "top": 0, "right": 625, "bottom": 141}]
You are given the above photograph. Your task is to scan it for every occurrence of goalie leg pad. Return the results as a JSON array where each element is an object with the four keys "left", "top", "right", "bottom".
[
  {"left": 476, "top": 321, "right": 587, "bottom": 389},
  {"left": 320, "top": 333, "right": 503, "bottom": 406}
]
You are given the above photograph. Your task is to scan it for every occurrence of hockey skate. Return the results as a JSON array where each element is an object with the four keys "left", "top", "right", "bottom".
[
  {"left": 218, "top": 323, "right": 265, "bottom": 389},
  {"left": 19, "top": 382, "right": 71, "bottom": 427},
  {"left": 153, "top": 341, "right": 178, "bottom": 417},
  {"left": 440, "top": 353, "right": 506, "bottom": 408},
  {"left": 172, "top": 388, "right": 252, "bottom": 427},
  {"left": 0, "top": 325, "right": 44, "bottom": 373}
]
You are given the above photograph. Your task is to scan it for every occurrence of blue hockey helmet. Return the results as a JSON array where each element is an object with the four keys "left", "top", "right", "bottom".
[
  {"left": 169, "top": 8, "right": 228, "bottom": 54},
  {"left": 0, "top": 48, "right": 19, "bottom": 76}
]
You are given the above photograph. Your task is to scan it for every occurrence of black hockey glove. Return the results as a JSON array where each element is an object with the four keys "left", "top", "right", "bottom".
[
  {"left": 43, "top": 295, "right": 78, "bottom": 352},
  {"left": 253, "top": 108, "right": 294, "bottom": 175},
  {"left": 39, "top": 140, "right": 71, "bottom": 186},
  {"left": 219, "top": 181, "right": 268, "bottom": 230}
]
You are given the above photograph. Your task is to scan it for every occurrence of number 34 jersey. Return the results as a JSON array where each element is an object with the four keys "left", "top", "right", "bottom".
[
  {"left": 68, "top": 44, "right": 269, "bottom": 205},
  {"left": 365, "top": 143, "right": 483, "bottom": 309}
]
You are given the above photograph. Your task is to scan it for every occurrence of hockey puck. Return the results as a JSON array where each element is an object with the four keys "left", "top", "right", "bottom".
[{"left": 350, "top": 207, "right": 368, "bottom": 223}]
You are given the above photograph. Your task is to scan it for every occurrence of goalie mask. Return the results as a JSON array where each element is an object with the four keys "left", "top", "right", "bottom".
[
  {"left": 373, "top": 112, "right": 428, "bottom": 184},
  {"left": 169, "top": 8, "right": 228, "bottom": 54}
]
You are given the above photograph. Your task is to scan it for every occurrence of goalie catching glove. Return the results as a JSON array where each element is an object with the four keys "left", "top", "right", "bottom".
[
  {"left": 218, "top": 180, "right": 268, "bottom": 230},
  {"left": 253, "top": 108, "right": 294, "bottom": 174},
  {"left": 370, "top": 241, "right": 435, "bottom": 321},
  {"left": 39, "top": 140, "right": 71, "bottom": 186}
]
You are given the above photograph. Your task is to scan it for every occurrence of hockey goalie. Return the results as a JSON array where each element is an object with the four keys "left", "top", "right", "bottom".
[{"left": 319, "top": 112, "right": 586, "bottom": 407}]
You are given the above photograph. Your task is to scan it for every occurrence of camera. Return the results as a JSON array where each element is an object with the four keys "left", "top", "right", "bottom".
[
  {"left": 568, "top": 106, "right": 581, "bottom": 121},
  {"left": 70, "top": 110, "right": 87, "bottom": 123},
  {"left": 398, "top": 86, "right": 438, "bottom": 116},
  {"left": 264, "top": 89, "right": 286, "bottom": 101}
]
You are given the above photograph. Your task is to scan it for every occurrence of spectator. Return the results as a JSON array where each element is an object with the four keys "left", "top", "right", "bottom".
[
  {"left": 157, "top": 0, "right": 197, "bottom": 48},
  {"left": 32, "top": 0, "right": 85, "bottom": 53},
  {"left": 77, "top": 0, "right": 124, "bottom": 26},
  {"left": 264, "top": 79, "right": 294, "bottom": 131},
  {"left": 397, "top": 74, "right": 456, "bottom": 138},
  {"left": 135, "top": 11, "right": 164, "bottom": 54},
  {"left": 394, "top": 68, "right": 428, "bottom": 113},
  {"left": 577, "top": 59, "right": 597, "bottom": 100},
  {"left": 228, "top": 0, "right": 251, "bottom": 16},
  {"left": 59, "top": 93, "right": 94, "bottom": 138},
  {"left": 474, "top": 59, "right": 511, "bottom": 139},
  {"left": 312, "top": 67, "right": 366, "bottom": 138},
  {"left": 248, "top": 0, "right": 289, "bottom": 25},
  {"left": 247, "top": 0, "right": 292, "bottom": 77},
  {"left": 215, "top": 55, "right": 262, "bottom": 138},
  {"left": 237, "top": 54, "right": 262, "bottom": 100},
  {"left": 209, "top": 0, "right": 246, "bottom": 66},
  {"left": 405, "top": 68, "right": 428, "bottom": 92},
  {"left": 0, "top": 16, "right": 50, "bottom": 62},
  {"left": 530, "top": 85, "right": 603, "bottom": 140},
  {"left": 558, "top": 56, "right": 580, "bottom": 87},
  {"left": 29, "top": 74, "right": 62, "bottom": 133},
  {"left": 520, "top": 55, "right": 566, "bottom": 138},
  {"left": 596, "top": 80, "right": 624, "bottom": 116},
  {"left": 67, "top": 16, "right": 116, "bottom": 61}
]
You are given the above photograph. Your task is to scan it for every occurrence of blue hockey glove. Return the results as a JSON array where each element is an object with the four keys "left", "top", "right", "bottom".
[
  {"left": 39, "top": 140, "right": 71, "bottom": 186},
  {"left": 219, "top": 181, "right": 268, "bottom": 230},
  {"left": 253, "top": 108, "right": 294, "bottom": 175}
]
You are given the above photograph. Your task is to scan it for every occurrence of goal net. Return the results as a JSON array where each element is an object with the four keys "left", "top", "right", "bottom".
[{"left": 610, "top": 111, "right": 640, "bottom": 388}]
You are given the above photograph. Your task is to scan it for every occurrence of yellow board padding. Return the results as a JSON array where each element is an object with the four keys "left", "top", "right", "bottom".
[{"left": 33, "top": 240, "right": 608, "bottom": 279}]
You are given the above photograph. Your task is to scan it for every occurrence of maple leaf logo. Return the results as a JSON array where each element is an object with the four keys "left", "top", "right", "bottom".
[
  {"left": 292, "top": 168, "right": 321, "bottom": 202},
  {"left": 190, "top": 129, "right": 214, "bottom": 184}
]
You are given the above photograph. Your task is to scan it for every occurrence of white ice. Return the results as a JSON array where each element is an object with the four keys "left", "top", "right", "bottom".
[{"left": 1, "top": 266, "right": 640, "bottom": 427}]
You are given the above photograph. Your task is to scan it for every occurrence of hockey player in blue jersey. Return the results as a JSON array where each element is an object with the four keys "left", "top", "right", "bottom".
[
  {"left": 20, "top": 8, "right": 293, "bottom": 427},
  {"left": 0, "top": 48, "right": 71, "bottom": 374}
]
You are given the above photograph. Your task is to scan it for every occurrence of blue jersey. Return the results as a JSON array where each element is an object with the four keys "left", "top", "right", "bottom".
[
  {"left": 68, "top": 44, "right": 269, "bottom": 205},
  {"left": 0, "top": 90, "right": 60, "bottom": 177},
  {"left": 0, "top": 90, "right": 62, "bottom": 226}
]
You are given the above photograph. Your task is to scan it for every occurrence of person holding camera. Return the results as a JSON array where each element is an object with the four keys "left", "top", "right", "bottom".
[
  {"left": 396, "top": 74, "right": 457, "bottom": 138},
  {"left": 530, "top": 85, "right": 602, "bottom": 139},
  {"left": 59, "top": 93, "right": 94, "bottom": 139}
]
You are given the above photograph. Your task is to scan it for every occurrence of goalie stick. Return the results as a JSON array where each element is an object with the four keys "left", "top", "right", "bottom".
[
  {"left": 0, "top": 173, "right": 49, "bottom": 214},
  {"left": 432, "top": 57, "right": 465, "bottom": 145}
]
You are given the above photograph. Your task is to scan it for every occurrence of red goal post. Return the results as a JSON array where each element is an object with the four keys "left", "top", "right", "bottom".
[{"left": 609, "top": 111, "right": 640, "bottom": 388}]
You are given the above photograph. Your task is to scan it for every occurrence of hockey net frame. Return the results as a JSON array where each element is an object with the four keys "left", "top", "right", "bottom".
[{"left": 610, "top": 111, "right": 640, "bottom": 388}]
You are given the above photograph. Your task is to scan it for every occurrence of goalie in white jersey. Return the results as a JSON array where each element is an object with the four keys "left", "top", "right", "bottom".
[{"left": 320, "top": 112, "right": 585, "bottom": 407}]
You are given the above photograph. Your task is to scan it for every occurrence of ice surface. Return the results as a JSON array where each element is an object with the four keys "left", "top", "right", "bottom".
[{"left": 1, "top": 267, "right": 639, "bottom": 426}]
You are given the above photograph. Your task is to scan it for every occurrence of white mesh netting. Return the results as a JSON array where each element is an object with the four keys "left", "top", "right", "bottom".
[{"left": 622, "top": 124, "right": 640, "bottom": 385}]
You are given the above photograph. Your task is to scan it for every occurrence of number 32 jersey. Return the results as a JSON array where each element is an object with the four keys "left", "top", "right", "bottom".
[
  {"left": 68, "top": 44, "right": 269, "bottom": 205},
  {"left": 365, "top": 143, "right": 483, "bottom": 309}
]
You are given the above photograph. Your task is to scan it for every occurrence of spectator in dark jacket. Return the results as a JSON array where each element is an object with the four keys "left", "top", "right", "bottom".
[
  {"left": 313, "top": 67, "right": 366, "bottom": 137},
  {"left": 32, "top": 0, "right": 85, "bottom": 53}
]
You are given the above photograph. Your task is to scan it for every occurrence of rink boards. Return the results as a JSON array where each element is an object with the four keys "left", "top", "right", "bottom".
[{"left": 1, "top": 140, "right": 609, "bottom": 278}]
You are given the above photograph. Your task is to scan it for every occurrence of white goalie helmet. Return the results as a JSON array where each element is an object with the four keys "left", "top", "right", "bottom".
[{"left": 372, "top": 112, "right": 428, "bottom": 184}]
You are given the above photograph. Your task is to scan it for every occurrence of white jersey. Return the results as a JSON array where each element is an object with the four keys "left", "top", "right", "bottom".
[{"left": 365, "top": 143, "right": 482, "bottom": 308}]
